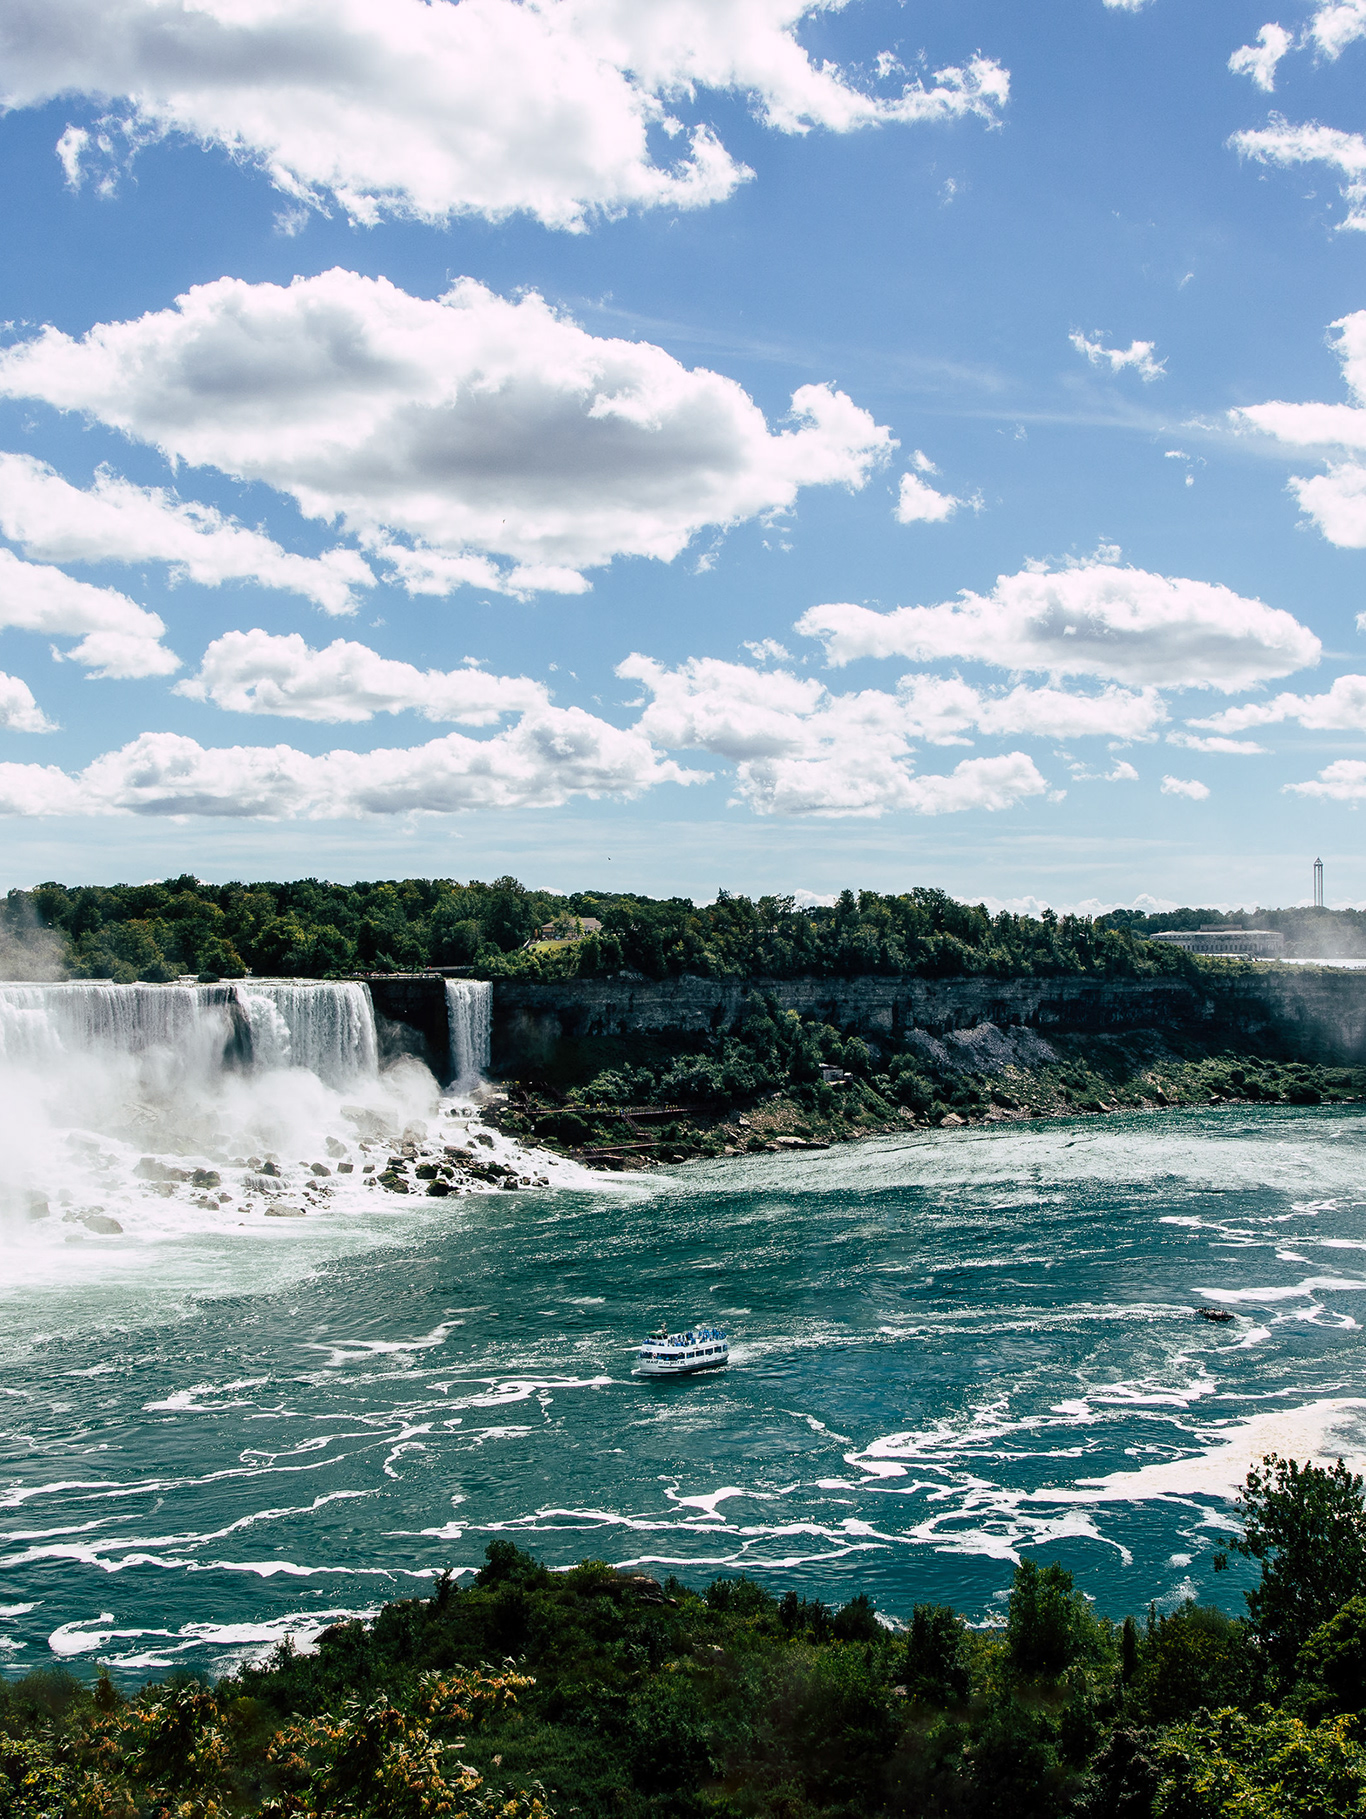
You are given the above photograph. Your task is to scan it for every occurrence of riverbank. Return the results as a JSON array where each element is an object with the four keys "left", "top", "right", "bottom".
[
  {"left": 489, "top": 1023, "right": 1366, "bottom": 1169},
  {"left": 6, "top": 1523, "right": 1366, "bottom": 1819}
]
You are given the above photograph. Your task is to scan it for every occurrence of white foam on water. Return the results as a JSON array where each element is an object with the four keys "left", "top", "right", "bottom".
[
  {"left": 49, "top": 1605, "right": 380, "bottom": 1671},
  {"left": 0, "top": 979, "right": 609, "bottom": 1358},
  {"left": 1042, "top": 1398, "right": 1366, "bottom": 1504},
  {"left": 1202, "top": 1275, "right": 1366, "bottom": 1304}
]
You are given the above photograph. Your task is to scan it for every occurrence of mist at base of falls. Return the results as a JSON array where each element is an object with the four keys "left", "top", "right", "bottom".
[{"left": 0, "top": 977, "right": 566, "bottom": 1356}]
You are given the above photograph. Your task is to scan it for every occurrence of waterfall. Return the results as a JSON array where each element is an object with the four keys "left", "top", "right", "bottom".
[
  {"left": 445, "top": 980, "right": 492, "bottom": 1090},
  {"left": 236, "top": 981, "right": 378, "bottom": 1088},
  {"left": 0, "top": 982, "right": 245, "bottom": 1076},
  {"left": 0, "top": 979, "right": 378, "bottom": 1088}
]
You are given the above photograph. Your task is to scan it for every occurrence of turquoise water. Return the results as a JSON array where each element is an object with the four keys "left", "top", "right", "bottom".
[{"left": 5, "top": 1104, "right": 1366, "bottom": 1683}]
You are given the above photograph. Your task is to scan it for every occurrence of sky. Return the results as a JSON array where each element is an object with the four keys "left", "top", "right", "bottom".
[{"left": 3, "top": 1, "right": 1366, "bottom": 909}]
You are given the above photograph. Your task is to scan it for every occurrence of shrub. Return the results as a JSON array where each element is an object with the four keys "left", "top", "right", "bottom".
[
  {"left": 1006, "top": 1559, "right": 1110, "bottom": 1680},
  {"left": 904, "top": 1604, "right": 973, "bottom": 1704}
]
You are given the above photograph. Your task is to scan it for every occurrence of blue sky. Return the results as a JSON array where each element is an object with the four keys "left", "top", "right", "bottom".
[{"left": 2, "top": 0, "right": 1366, "bottom": 908}]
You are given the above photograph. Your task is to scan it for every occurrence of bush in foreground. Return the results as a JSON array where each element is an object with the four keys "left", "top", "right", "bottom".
[{"left": 6, "top": 1456, "right": 1366, "bottom": 1817}]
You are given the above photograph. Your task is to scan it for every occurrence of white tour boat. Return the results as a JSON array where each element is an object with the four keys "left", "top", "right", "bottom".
[{"left": 635, "top": 1322, "right": 729, "bottom": 1377}]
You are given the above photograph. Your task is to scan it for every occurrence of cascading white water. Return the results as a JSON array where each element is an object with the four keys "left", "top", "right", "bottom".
[
  {"left": 0, "top": 980, "right": 379, "bottom": 1089},
  {"left": 236, "top": 981, "right": 378, "bottom": 1088},
  {"left": 0, "top": 982, "right": 241, "bottom": 1078},
  {"left": 445, "top": 979, "right": 492, "bottom": 1090}
]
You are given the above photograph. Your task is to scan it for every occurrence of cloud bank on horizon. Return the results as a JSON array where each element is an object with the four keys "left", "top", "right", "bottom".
[{"left": 0, "top": 0, "right": 1364, "bottom": 900}]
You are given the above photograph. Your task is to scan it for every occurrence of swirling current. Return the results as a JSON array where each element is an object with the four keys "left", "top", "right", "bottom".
[{"left": 5, "top": 1103, "right": 1366, "bottom": 1684}]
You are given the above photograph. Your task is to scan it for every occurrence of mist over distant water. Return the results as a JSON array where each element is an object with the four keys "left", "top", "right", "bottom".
[{"left": 4, "top": 1103, "right": 1366, "bottom": 1684}]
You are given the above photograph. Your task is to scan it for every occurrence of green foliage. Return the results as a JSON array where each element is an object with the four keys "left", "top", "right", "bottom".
[
  {"left": 1293, "top": 1594, "right": 1366, "bottom": 1718},
  {"left": 4, "top": 877, "right": 1194, "bottom": 988},
  {"left": 1152, "top": 1707, "right": 1366, "bottom": 1818},
  {"left": 13, "top": 1517, "right": 1366, "bottom": 1819},
  {"left": 903, "top": 1604, "right": 973, "bottom": 1705},
  {"left": 1126, "top": 1603, "right": 1259, "bottom": 1726},
  {"left": 1215, "top": 1454, "right": 1366, "bottom": 1673},
  {"left": 1006, "top": 1559, "right": 1112, "bottom": 1680}
]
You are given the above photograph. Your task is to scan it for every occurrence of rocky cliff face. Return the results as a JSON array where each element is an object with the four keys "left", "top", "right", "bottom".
[{"left": 491, "top": 968, "right": 1366, "bottom": 1068}]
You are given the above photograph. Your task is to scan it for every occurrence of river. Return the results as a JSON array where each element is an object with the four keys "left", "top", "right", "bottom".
[{"left": 4, "top": 1101, "right": 1366, "bottom": 1684}]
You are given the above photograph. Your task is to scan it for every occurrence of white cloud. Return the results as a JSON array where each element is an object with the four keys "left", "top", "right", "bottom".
[
  {"left": 895, "top": 471, "right": 962, "bottom": 524},
  {"left": 1166, "top": 731, "right": 1266, "bottom": 754},
  {"left": 1234, "top": 312, "right": 1366, "bottom": 545},
  {"left": 0, "top": 712, "right": 700, "bottom": 819},
  {"left": 1191, "top": 672, "right": 1366, "bottom": 735},
  {"left": 738, "top": 745, "right": 1048, "bottom": 817},
  {"left": 0, "top": 672, "right": 56, "bottom": 733},
  {"left": 0, "top": 270, "right": 894, "bottom": 591},
  {"left": 1069, "top": 331, "right": 1166, "bottom": 381},
  {"left": 0, "top": 453, "right": 373, "bottom": 614},
  {"left": 1228, "top": 5, "right": 1366, "bottom": 98},
  {"left": 177, "top": 629, "right": 549, "bottom": 725},
  {"left": 1067, "top": 757, "right": 1139, "bottom": 782},
  {"left": 1102, "top": 0, "right": 1152, "bottom": 11},
  {"left": 1229, "top": 23, "right": 1294, "bottom": 91},
  {"left": 797, "top": 563, "right": 1319, "bottom": 691},
  {"left": 1231, "top": 120, "right": 1366, "bottom": 230},
  {"left": 1285, "top": 757, "right": 1366, "bottom": 799},
  {"left": 3, "top": 0, "right": 1007, "bottom": 232},
  {"left": 376, "top": 545, "right": 589, "bottom": 600},
  {"left": 0, "top": 546, "right": 178, "bottom": 678},
  {"left": 617, "top": 653, "right": 1146, "bottom": 815},
  {"left": 1311, "top": 0, "right": 1366, "bottom": 57},
  {"left": 1161, "top": 774, "right": 1210, "bottom": 800}
]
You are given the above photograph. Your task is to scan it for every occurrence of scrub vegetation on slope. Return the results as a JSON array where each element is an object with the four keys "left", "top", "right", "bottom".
[{"left": 7, "top": 1457, "right": 1366, "bottom": 1816}]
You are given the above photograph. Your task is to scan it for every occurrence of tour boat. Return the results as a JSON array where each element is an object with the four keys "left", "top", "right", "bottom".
[{"left": 635, "top": 1322, "right": 729, "bottom": 1377}]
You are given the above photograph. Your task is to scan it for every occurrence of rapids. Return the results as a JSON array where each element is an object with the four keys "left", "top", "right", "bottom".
[{"left": 4, "top": 1097, "right": 1366, "bottom": 1684}]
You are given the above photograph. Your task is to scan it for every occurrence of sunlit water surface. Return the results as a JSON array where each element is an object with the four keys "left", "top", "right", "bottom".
[{"left": 5, "top": 1103, "right": 1366, "bottom": 1683}]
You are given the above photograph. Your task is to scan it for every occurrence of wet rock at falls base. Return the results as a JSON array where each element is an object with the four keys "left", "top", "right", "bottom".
[
  {"left": 264, "top": 1205, "right": 306, "bottom": 1218},
  {"left": 135, "top": 1157, "right": 190, "bottom": 1183}
]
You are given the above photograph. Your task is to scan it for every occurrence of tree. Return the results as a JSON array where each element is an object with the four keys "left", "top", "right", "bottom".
[
  {"left": 1295, "top": 1594, "right": 1366, "bottom": 1717},
  {"left": 1007, "top": 1558, "right": 1110, "bottom": 1679},
  {"left": 1128, "top": 1602, "right": 1258, "bottom": 1726},
  {"left": 1215, "top": 1455, "right": 1366, "bottom": 1673},
  {"left": 904, "top": 1603, "right": 972, "bottom": 1704}
]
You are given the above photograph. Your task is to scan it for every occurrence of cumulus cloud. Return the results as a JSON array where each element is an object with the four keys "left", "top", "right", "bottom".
[
  {"left": 1161, "top": 774, "right": 1210, "bottom": 799},
  {"left": 1234, "top": 312, "right": 1366, "bottom": 545},
  {"left": 0, "top": 453, "right": 373, "bottom": 614},
  {"left": 2, "top": 0, "right": 1008, "bottom": 231},
  {"left": 1285, "top": 757, "right": 1366, "bottom": 799},
  {"left": 177, "top": 629, "right": 549, "bottom": 724},
  {"left": 1310, "top": 0, "right": 1366, "bottom": 56},
  {"left": 797, "top": 564, "right": 1319, "bottom": 691},
  {"left": 0, "top": 671, "right": 56, "bottom": 733},
  {"left": 1190, "top": 672, "right": 1366, "bottom": 735},
  {"left": 0, "top": 546, "right": 178, "bottom": 678},
  {"left": 1068, "top": 331, "right": 1166, "bottom": 381},
  {"left": 0, "top": 712, "right": 700, "bottom": 819},
  {"left": 895, "top": 471, "right": 962, "bottom": 524},
  {"left": 1229, "top": 24, "right": 1294, "bottom": 90},
  {"left": 0, "top": 270, "right": 893, "bottom": 590},
  {"left": 1231, "top": 120, "right": 1366, "bottom": 230},
  {"left": 617, "top": 652, "right": 1134, "bottom": 815}
]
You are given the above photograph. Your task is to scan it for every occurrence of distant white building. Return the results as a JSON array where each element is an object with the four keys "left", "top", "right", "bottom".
[{"left": 1150, "top": 928, "right": 1285, "bottom": 957}]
